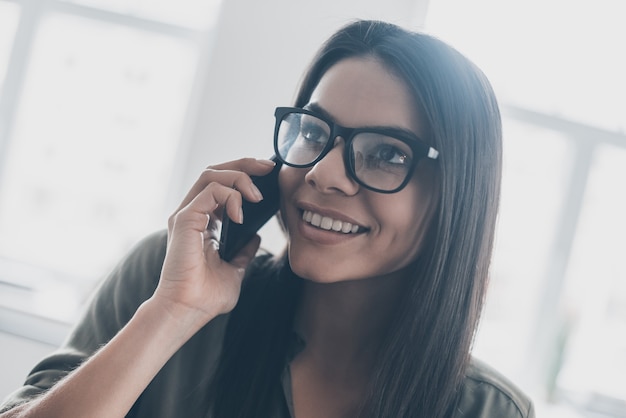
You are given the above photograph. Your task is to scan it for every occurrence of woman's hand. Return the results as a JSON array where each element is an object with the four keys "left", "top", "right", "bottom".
[
  {"left": 153, "top": 157, "right": 277, "bottom": 330},
  {"left": 0, "top": 158, "right": 277, "bottom": 418}
]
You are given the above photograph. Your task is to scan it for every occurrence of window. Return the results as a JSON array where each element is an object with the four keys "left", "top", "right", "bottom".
[
  {"left": 558, "top": 144, "right": 626, "bottom": 406},
  {"left": 425, "top": 0, "right": 626, "bottom": 416},
  {"left": 473, "top": 119, "right": 574, "bottom": 377},
  {"left": 63, "top": 0, "right": 219, "bottom": 29},
  {"left": 0, "top": 0, "right": 221, "bottom": 325}
]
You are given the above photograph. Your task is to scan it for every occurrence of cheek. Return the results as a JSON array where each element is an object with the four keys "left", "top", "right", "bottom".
[
  {"left": 278, "top": 166, "right": 303, "bottom": 200},
  {"left": 371, "top": 182, "right": 437, "bottom": 259},
  {"left": 380, "top": 198, "right": 423, "bottom": 246},
  {"left": 278, "top": 166, "right": 305, "bottom": 225}
]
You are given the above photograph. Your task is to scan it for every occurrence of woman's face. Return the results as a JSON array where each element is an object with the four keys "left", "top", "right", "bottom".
[{"left": 279, "top": 57, "right": 438, "bottom": 283}]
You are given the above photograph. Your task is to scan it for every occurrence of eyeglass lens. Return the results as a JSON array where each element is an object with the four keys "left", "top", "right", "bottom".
[{"left": 276, "top": 111, "right": 414, "bottom": 192}]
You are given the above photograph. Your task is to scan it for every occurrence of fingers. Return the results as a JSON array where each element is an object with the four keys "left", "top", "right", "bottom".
[
  {"left": 169, "top": 181, "right": 245, "bottom": 237},
  {"left": 167, "top": 157, "right": 274, "bottom": 266},
  {"left": 176, "top": 158, "right": 276, "bottom": 213},
  {"left": 209, "top": 157, "right": 276, "bottom": 174},
  {"left": 169, "top": 158, "right": 276, "bottom": 234},
  {"left": 202, "top": 214, "right": 222, "bottom": 242}
]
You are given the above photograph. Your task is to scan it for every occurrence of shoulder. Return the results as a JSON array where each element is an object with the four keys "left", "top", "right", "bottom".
[
  {"left": 103, "top": 229, "right": 169, "bottom": 296},
  {"left": 85, "top": 229, "right": 169, "bottom": 314},
  {"left": 119, "top": 229, "right": 169, "bottom": 277},
  {"left": 453, "top": 358, "right": 535, "bottom": 418}
]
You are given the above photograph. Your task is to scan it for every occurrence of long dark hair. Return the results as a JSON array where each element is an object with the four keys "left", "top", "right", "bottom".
[{"left": 209, "top": 20, "right": 502, "bottom": 418}]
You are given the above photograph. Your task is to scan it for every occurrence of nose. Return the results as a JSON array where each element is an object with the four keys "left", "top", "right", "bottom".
[{"left": 304, "top": 137, "right": 359, "bottom": 195}]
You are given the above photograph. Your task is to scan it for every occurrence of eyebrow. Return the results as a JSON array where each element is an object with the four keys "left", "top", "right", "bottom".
[{"left": 304, "top": 102, "right": 424, "bottom": 141}]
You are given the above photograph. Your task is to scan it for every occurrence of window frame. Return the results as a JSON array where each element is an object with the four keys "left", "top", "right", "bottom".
[{"left": 0, "top": 0, "right": 217, "bottom": 345}]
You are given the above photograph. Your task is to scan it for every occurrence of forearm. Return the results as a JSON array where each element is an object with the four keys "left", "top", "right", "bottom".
[{"left": 2, "top": 298, "right": 210, "bottom": 418}]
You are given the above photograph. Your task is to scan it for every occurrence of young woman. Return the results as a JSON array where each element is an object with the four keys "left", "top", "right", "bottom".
[{"left": 1, "top": 20, "right": 534, "bottom": 418}]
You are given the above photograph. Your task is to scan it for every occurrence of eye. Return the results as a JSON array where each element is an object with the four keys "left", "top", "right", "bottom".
[
  {"left": 298, "top": 115, "right": 330, "bottom": 147},
  {"left": 373, "top": 144, "right": 408, "bottom": 165},
  {"left": 300, "top": 122, "right": 327, "bottom": 144},
  {"left": 352, "top": 133, "right": 414, "bottom": 174},
  {"left": 363, "top": 143, "right": 411, "bottom": 171}
]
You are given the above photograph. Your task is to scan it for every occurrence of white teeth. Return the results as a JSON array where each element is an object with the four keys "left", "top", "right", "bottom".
[{"left": 301, "top": 210, "right": 361, "bottom": 234}]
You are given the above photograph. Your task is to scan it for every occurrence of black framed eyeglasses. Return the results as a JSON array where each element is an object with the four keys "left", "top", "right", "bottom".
[{"left": 273, "top": 107, "right": 439, "bottom": 193}]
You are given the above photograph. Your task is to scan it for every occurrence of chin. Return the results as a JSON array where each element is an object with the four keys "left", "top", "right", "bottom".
[
  {"left": 290, "top": 262, "right": 335, "bottom": 283},
  {"left": 288, "top": 253, "right": 348, "bottom": 283},
  {"left": 288, "top": 254, "right": 386, "bottom": 284}
]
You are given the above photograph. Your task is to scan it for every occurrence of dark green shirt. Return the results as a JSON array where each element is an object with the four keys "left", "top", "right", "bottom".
[{"left": 1, "top": 231, "right": 535, "bottom": 417}]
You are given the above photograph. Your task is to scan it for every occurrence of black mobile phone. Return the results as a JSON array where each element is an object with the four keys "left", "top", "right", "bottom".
[{"left": 218, "top": 157, "right": 282, "bottom": 261}]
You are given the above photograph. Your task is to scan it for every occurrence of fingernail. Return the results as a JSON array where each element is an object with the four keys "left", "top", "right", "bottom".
[
  {"left": 251, "top": 184, "right": 263, "bottom": 201},
  {"left": 237, "top": 207, "right": 244, "bottom": 224},
  {"left": 257, "top": 158, "right": 276, "bottom": 167}
]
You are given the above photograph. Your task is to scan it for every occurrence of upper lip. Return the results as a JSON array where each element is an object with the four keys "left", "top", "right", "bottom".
[{"left": 296, "top": 201, "right": 367, "bottom": 230}]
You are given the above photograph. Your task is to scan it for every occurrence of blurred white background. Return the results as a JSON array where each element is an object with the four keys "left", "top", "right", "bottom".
[{"left": 0, "top": 0, "right": 624, "bottom": 416}]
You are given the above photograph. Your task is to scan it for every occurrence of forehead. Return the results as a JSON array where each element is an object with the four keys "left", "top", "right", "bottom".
[{"left": 308, "top": 57, "right": 425, "bottom": 138}]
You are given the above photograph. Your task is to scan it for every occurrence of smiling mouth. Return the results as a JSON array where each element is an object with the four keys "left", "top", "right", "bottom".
[{"left": 301, "top": 210, "right": 365, "bottom": 234}]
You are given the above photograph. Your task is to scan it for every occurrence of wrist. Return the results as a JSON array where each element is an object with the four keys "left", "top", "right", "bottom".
[{"left": 139, "top": 295, "right": 219, "bottom": 342}]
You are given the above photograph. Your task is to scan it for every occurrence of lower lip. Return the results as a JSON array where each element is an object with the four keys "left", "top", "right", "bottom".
[{"left": 297, "top": 218, "right": 363, "bottom": 245}]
